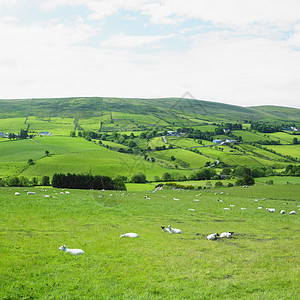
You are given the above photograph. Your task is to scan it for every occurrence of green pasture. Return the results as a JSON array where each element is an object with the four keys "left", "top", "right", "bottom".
[
  {"left": 20, "top": 146, "right": 192, "bottom": 181},
  {"left": 0, "top": 117, "right": 27, "bottom": 133},
  {"left": 166, "top": 137, "right": 203, "bottom": 148},
  {"left": 268, "top": 132, "right": 297, "bottom": 144},
  {"left": 0, "top": 185, "right": 299, "bottom": 299},
  {"left": 233, "top": 131, "right": 280, "bottom": 143},
  {"left": 27, "top": 117, "right": 75, "bottom": 135},
  {"left": 239, "top": 144, "right": 285, "bottom": 161},
  {"left": 77, "top": 117, "right": 103, "bottom": 132},
  {"left": 148, "top": 136, "right": 166, "bottom": 149},
  {"left": 264, "top": 145, "right": 300, "bottom": 159},
  {"left": 255, "top": 176, "right": 300, "bottom": 185},
  {"left": 101, "top": 140, "right": 129, "bottom": 150},
  {"left": 152, "top": 148, "right": 214, "bottom": 169}
]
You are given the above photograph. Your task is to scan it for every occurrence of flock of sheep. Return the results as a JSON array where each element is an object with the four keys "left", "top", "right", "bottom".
[{"left": 14, "top": 187, "right": 298, "bottom": 256}]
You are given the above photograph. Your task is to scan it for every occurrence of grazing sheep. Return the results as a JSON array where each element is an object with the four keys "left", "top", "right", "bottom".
[
  {"left": 289, "top": 211, "right": 296, "bottom": 215},
  {"left": 145, "top": 196, "right": 150, "bottom": 199},
  {"left": 161, "top": 226, "right": 171, "bottom": 233},
  {"left": 27, "top": 192, "right": 36, "bottom": 195},
  {"left": 229, "top": 204, "right": 235, "bottom": 207},
  {"left": 258, "top": 206, "right": 263, "bottom": 209},
  {"left": 193, "top": 199, "right": 199, "bottom": 202},
  {"left": 224, "top": 208, "right": 230, "bottom": 210},
  {"left": 120, "top": 233, "right": 139, "bottom": 238},
  {"left": 59, "top": 245, "right": 84, "bottom": 255},
  {"left": 173, "top": 197, "right": 179, "bottom": 201},
  {"left": 15, "top": 192, "right": 20, "bottom": 196},
  {"left": 207, "top": 233, "right": 219, "bottom": 240},
  {"left": 168, "top": 225, "right": 182, "bottom": 234},
  {"left": 220, "top": 232, "right": 234, "bottom": 238},
  {"left": 266, "top": 208, "right": 275, "bottom": 213},
  {"left": 241, "top": 207, "right": 247, "bottom": 210},
  {"left": 218, "top": 199, "right": 223, "bottom": 202},
  {"left": 188, "top": 208, "right": 195, "bottom": 211},
  {"left": 280, "top": 210, "right": 285, "bottom": 214},
  {"left": 65, "top": 191, "right": 70, "bottom": 194}
]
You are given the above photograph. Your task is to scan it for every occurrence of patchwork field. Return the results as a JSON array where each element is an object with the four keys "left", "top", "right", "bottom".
[{"left": 0, "top": 184, "right": 299, "bottom": 299}]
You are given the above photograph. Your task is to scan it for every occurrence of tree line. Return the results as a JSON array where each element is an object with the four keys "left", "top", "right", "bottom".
[{"left": 52, "top": 173, "right": 126, "bottom": 190}]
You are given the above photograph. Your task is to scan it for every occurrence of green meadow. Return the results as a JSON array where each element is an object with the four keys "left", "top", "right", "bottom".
[{"left": 0, "top": 184, "right": 299, "bottom": 299}]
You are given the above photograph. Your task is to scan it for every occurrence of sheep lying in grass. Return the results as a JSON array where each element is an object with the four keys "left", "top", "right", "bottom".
[
  {"left": 161, "top": 226, "right": 171, "bottom": 233},
  {"left": 266, "top": 208, "right": 275, "bottom": 213},
  {"left": 15, "top": 192, "right": 20, "bottom": 196},
  {"left": 220, "top": 232, "right": 234, "bottom": 238},
  {"left": 280, "top": 210, "right": 286, "bottom": 214},
  {"left": 289, "top": 211, "right": 296, "bottom": 215},
  {"left": 168, "top": 225, "right": 182, "bottom": 234},
  {"left": 120, "top": 233, "right": 139, "bottom": 238},
  {"left": 59, "top": 245, "right": 84, "bottom": 255},
  {"left": 207, "top": 233, "right": 219, "bottom": 240}
]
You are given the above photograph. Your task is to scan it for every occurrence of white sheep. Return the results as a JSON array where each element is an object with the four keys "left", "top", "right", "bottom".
[
  {"left": 230, "top": 204, "right": 235, "bottom": 207},
  {"left": 27, "top": 192, "right": 36, "bottom": 195},
  {"left": 188, "top": 209, "right": 195, "bottom": 211},
  {"left": 280, "top": 210, "right": 285, "bottom": 214},
  {"left": 289, "top": 211, "right": 296, "bottom": 215},
  {"left": 224, "top": 208, "right": 230, "bottom": 210},
  {"left": 15, "top": 192, "right": 20, "bottom": 196},
  {"left": 120, "top": 233, "right": 139, "bottom": 238},
  {"left": 258, "top": 206, "right": 263, "bottom": 209},
  {"left": 207, "top": 233, "right": 219, "bottom": 240},
  {"left": 220, "top": 232, "right": 234, "bottom": 238},
  {"left": 173, "top": 197, "right": 179, "bottom": 201},
  {"left": 161, "top": 226, "right": 171, "bottom": 233},
  {"left": 65, "top": 191, "right": 70, "bottom": 194},
  {"left": 266, "top": 208, "right": 275, "bottom": 213},
  {"left": 59, "top": 245, "right": 84, "bottom": 255},
  {"left": 241, "top": 207, "right": 247, "bottom": 210},
  {"left": 168, "top": 225, "right": 182, "bottom": 234}
]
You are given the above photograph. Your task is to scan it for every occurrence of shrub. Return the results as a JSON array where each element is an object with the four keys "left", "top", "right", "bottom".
[
  {"left": 215, "top": 181, "right": 223, "bottom": 187},
  {"left": 130, "top": 172, "right": 147, "bottom": 183}
]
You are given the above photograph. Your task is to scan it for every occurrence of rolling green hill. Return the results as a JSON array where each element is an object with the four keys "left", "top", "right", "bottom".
[
  {"left": 1, "top": 97, "right": 299, "bottom": 124},
  {"left": 0, "top": 97, "right": 299, "bottom": 181}
]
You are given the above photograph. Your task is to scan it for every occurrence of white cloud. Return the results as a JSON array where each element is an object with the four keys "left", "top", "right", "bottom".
[
  {"left": 102, "top": 33, "right": 175, "bottom": 48},
  {"left": 0, "top": 0, "right": 24, "bottom": 11},
  {"left": 40, "top": 0, "right": 300, "bottom": 29}
]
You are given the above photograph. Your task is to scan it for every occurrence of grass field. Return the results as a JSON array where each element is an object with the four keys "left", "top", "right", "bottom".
[
  {"left": 264, "top": 145, "right": 300, "bottom": 159},
  {"left": 0, "top": 185, "right": 299, "bottom": 299},
  {"left": 0, "top": 117, "right": 27, "bottom": 133},
  {"left": 152, "top": 148, "right": 214, "bottom": 169}
]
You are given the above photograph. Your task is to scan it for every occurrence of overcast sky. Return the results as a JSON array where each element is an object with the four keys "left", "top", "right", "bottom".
[{"left": 1, "top": 0, "right": 300, "bottom": 108}]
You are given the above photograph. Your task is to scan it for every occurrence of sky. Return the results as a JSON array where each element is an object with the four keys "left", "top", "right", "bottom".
[{"left": 0, "top": 0, "right": 300, "bottom": 108}]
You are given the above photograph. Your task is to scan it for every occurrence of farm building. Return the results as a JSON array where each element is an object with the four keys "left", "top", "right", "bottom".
[
  {"left": 40, "top": 132, "right": 52, "bottom": 136},
  {"left": 0, "top": 132, "right": 8, "bottom": 138},
  {"left": 213, "top": 139, "right": 223, "bottom": 144}
]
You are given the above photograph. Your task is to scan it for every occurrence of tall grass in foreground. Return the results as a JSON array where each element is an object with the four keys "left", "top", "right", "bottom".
[{"left": 0, "top": 185, "right": 299, "bottom": 299}]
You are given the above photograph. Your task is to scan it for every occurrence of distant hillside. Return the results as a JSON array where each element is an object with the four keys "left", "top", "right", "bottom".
[
  {"left": 0, "top": 97, "right": 299, "bottom": 124},
  {"left": 249, "top": 105, "right": 300, "bottom": 122}
]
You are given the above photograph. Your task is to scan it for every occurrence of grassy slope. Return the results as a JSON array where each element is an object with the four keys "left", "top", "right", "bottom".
[
  {"left": 0, "top": 185, "right": 299, "bottom": 299},
  {"left": 0, "top": 97, "right": 299, "bottom": 123}
]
